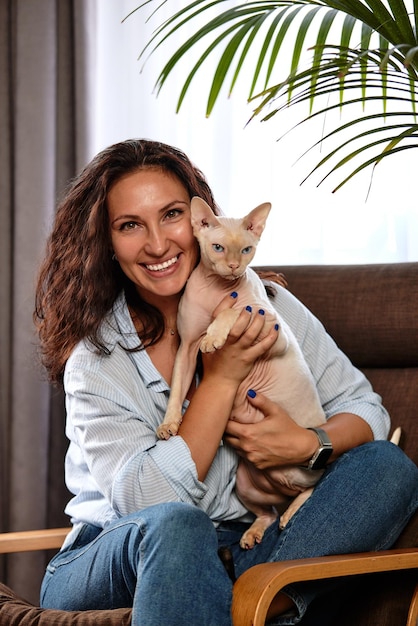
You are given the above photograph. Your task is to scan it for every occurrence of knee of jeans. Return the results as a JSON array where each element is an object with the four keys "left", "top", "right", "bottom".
[
  {"left": 358, "top": 440, "right": 418, "bottom": 494},
  {"left": 138, "top": 502, "right": 216, "bottom": 547}
]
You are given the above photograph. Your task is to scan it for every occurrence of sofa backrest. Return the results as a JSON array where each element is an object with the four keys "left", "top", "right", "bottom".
[{"left": 256, "top": 263, "right": 418, "bottom": 466}]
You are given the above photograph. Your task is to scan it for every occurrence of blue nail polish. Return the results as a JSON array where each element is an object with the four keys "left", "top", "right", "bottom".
[
  {"left": 246, "top": 305, "right": 252, "bottom": 312},
  {"left": 258, "top": 309, "right": 265, "bottom": 315},
  {"left": 230, "top": 291, "right": 238, "bottom": 298},
  {"left": 247, "top": 389, "right": 256, "bottom": 398},
  {"left": 274, "top": 323, "right": 279, "bottom": 331}
]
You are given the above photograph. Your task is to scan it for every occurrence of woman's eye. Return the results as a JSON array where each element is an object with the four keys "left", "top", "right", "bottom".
[
  {"left": 165, "top": 208, "right": 182, "bottom": 220},
  {"left": 212, "top": 244, "right": 224, "bottom": 253},
  {"left": 120, "top": 221, "right": 137, "bottom": 231}
]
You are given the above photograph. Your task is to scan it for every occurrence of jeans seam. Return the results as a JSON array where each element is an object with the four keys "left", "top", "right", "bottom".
[{"left": 47, "top": 518, "right": 145, "bottom": 570}]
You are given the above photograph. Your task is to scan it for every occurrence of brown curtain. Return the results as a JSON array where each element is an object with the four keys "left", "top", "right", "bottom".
[{"left": 0, "top": 0, "right": 95, "bottom": 604}]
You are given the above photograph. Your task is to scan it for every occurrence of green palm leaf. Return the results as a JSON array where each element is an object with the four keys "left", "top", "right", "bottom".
[{"left": 129, "top": 0, "right": 418, "bottom": 189}]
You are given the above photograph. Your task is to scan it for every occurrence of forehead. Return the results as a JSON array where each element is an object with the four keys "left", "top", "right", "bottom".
[
  {"left": 108, "top": 168, "right": 190, "bottom": 210},
  {"left": 112, "top": 166, "right": 186, "bottom": 190}
]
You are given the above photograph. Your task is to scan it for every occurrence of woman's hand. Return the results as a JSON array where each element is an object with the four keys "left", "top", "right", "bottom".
[
  {"left": 224, "top": 391, "right": 318, "bottom": 469},
  {"left": 225, "top": 390, "right": 374, "bottom": 470},
  {"left": 201, "top": 296, "right": 279, "bottom": 387}
]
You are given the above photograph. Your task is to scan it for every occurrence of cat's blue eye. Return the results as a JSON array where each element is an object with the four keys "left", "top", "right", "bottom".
[
  {"left": 242, "top": 246, "right": 252, "bottom": 255},
  {"left": 212, "top": 244, "right": 224, "bottom": 253}
]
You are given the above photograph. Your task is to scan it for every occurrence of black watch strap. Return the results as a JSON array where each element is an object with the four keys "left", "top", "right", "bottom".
[{"left": 306, "top": 427, "right": 333, "bottom": 470}]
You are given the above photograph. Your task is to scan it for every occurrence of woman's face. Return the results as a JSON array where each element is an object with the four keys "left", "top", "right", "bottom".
[{"left": 108, "top": 168, "right": 199, "bottom": 304}]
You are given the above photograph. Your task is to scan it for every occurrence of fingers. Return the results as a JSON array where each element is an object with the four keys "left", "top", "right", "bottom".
[
  {"left": 211, "top": 292, "right": 278, "bottom": 349},
  {"left": 226, "top": 392, "right": 275, "bottom": 439},
  {"left": 227, "top": 304, "right": 279, "bottom": 347},
  {"left": 246, "top": 389, "right": 276, "bottom": 414},
  {"left": 211, "top": 291, "right": 239, "bottom": 318},
  {"left": 226, "top": 305, "right": 261, "bottom": 343}
]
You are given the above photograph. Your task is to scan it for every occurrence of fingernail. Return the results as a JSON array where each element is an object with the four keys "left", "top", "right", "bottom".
[
  {"left": 258, "top": 309, "right": 265, "bottom": 315},
  {"left": 247, "top": 389, "right": 256, "bottom": 398},
  {"left": 230, "top": 291, "right": 238, "bottom": 298},
  {"left": 274, "top": 323, "right": 279, "bottom": 331},
  {"left": 246, "top": 305, "right": 252, "bottom": 312}
]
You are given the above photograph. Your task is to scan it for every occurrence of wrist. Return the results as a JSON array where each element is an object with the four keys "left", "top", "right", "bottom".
[
  {"left": 300, "top": 428, "right": 321, "bottom": 464},
  {"left": 305, "top": 427, "right": 333, "bottom": 470}
]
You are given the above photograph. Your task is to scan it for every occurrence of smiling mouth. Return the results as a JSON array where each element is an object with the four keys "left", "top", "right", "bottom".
[{"left": 144, "top": 255, "right": 179, "bottom": 272}]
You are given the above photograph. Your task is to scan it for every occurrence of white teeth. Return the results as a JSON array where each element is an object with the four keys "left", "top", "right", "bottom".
[{"left": 145, "top": 256, "right": 178, "bottom": 271}]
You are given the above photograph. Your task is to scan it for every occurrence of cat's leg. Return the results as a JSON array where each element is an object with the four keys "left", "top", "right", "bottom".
[
  {"left": 157, "top": 341, "right": 199, "bottom": 440},
  {"left": 235, "top": 461, "right": 285, "bottom": 549},
  {"left": 279, "top": 487, "right": 314, "bottom": 529},
  {"left": 240, "top": 512, "right": 278, "bottom": 550},
  {"left": 200, "top": 308, "right": 240, "bottom": 353}
]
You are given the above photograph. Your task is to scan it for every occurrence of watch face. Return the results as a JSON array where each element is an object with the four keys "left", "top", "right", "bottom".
[
  {"left": 307, "top": 427, "right": 333, "bottom": 470},
  {"left": 310, "top": 446, "right": 333, "bottom": 470}
]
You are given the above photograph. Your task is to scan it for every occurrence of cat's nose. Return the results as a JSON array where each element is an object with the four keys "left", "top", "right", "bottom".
[{"left": 228, "top": 262, "right": 240, "bottom": 270}]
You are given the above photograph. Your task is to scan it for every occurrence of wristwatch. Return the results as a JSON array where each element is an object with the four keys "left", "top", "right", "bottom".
[{"left": 306, "top": 427, "right": 333, "bottom": 470}]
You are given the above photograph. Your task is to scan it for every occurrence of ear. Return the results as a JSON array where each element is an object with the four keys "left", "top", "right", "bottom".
[
  {"left": 242, "top": 202, "right": 271, "bottom": 238},
  {"left": 190, "top": 196, "right": 219, "bottom": 232}
]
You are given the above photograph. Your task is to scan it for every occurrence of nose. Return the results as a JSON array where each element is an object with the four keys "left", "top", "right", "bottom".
[
  {"left": 228, "top": 261, "right": 240, "bottom": 270},
  {"left": 145, "top": 225, "right": 169, "bottom": 256}
]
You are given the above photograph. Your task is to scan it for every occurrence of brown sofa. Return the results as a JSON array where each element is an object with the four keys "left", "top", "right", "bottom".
[
  {"left": 1, "top": 262, "right": 417, "bottom": 625},
  {"left": 254, "top": 262, "right": 418, "bottom": 626}
]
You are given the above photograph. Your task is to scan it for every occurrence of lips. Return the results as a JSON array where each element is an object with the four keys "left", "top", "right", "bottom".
[{"left": 144, "top": 255, "right": 179, "bottom": 272}]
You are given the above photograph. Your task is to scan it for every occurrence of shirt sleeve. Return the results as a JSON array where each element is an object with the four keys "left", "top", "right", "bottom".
[
  {"left": 64, "top": 344, "right": 209, "bottom": 518},
  {"left": 269, "top": 284, "right": 390, "bottom": 440}
]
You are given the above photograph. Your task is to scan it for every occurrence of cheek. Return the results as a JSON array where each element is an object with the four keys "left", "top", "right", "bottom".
[
  {"left": 174, "top": 223, "right": 198, "bottom": 260},
  {"left": 111, "top": 235, "right": 139, "bottom": 262}
]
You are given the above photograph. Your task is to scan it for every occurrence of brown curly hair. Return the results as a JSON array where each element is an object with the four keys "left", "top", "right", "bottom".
[{"left": 34, "top": 139, "right": 219, "bottom": 384}]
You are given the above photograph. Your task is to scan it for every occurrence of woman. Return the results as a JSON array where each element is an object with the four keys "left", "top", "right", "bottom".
[{"left": 35, "top": 139, "right": 418, "bottom": 626}]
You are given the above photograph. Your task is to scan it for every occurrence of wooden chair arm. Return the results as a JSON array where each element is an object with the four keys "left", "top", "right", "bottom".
[
  {"left": 232, "top": 548, "right": 418, "bottom": 626},
  {"left": 0, "top": 528, "right": 70, "bottom": 554},
  {"left": 1, "top": 530, "right": 417, "bottom": 625}
]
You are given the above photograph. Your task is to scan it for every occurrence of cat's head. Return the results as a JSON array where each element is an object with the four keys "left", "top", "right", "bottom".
[{"left": 190, "top": 196, "right": 271, "bottom": 280}]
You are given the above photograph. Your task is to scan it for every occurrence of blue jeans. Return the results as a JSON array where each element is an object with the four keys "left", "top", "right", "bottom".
[{"left": 40, "top": 441, "right": 418, "bottom": 625}]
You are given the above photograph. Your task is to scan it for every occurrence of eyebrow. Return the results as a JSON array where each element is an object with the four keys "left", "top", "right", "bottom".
[{"left": 110, "top": 200, "right": 190, "bottom": 226}]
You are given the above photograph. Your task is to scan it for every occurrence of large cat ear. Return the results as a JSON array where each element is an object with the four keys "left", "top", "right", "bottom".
[
  {"left": 243, "top": 202, "right": 271, "bottom": 238},
  {"left": 190, "top": 196, "right": 219, "bottom": 231}
]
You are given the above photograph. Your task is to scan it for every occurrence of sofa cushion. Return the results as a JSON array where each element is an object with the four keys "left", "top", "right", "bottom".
[
  {"left": 0, "top": 583, "right": 131, "bottom": 625},
  {"left": 259, "top": 263, "right": 418, "bottom": 368}
]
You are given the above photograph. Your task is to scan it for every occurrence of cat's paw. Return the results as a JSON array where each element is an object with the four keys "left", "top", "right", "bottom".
[
  {"left": 239, "top": 514, "right": 276, "bottom": 550},
  {"left": 239, "top": 527, "right": 264, "bottom": 550},
  {"left": 200, "top": 332, "right": 227, "bottom": 353},
  {"left": 157, "top": 421, "right": 181, "bottom": 440}
]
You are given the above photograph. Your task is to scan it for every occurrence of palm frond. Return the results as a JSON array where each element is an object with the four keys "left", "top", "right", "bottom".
[{"left": 129, "top": 0, "right": 418, "bottom": 189}]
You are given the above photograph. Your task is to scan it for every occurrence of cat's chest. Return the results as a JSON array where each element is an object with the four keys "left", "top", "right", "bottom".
[{"left": 181, "top": 269, "right": 267, "bottom": 316}]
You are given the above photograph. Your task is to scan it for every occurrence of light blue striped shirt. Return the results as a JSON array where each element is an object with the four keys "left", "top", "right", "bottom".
[{"left": 62, "top": 283, "right": 389, "bottom": 547}]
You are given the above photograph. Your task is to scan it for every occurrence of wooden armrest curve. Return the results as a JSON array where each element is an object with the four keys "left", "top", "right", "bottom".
[
  {"left": 0, "top": 528, "right": 70, "bottom": 554},
  {"left": 232, "top": 548, "right": 418, "bottom": 626}
]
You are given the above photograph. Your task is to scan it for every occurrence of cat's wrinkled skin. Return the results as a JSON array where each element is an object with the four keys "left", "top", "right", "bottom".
[{"left": 157, "top": 197, "right": 326, "bottom": 548}]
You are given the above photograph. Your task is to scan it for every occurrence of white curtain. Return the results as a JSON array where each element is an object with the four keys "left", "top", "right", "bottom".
[{"left": 91, "top": 0, "right": 418, "bottom": 267}]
